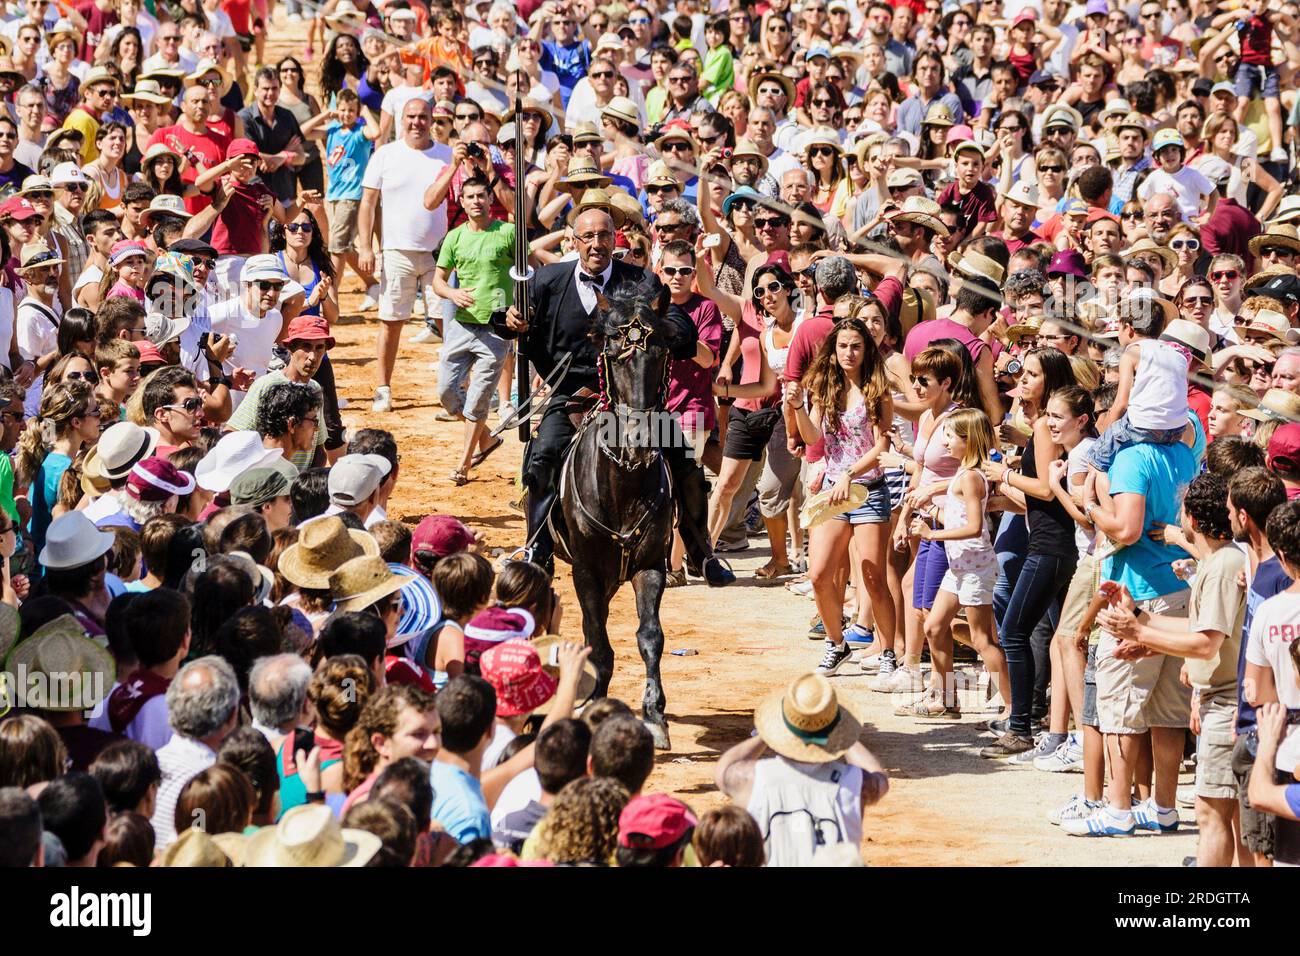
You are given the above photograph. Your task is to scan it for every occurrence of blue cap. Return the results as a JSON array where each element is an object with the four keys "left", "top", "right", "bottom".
[
  {"left": 722, "top": 185, "right": 764, "bottom": 216},
  {"left": 805, "top": 45, "right": 831, "bottom": 61}
]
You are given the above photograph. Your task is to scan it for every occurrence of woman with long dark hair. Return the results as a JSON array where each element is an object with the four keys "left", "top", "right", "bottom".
[
  {"left": 109, "top": 28, "right": 144, "bottom": 92},
  {"left": 276, "top": 56, "right": 325, "bottom": 197},
  {"left": 787, "top": 317, "right": 895, "bottom": 676},
  {"left": 979, "top": 347, "right": 1079, "bottom": 760},
  {"left": 320, "top": 32, "right": 368, "bottom": 102},
  {"left": 137, "top": 143, "right": 194, "bottom": 199}
]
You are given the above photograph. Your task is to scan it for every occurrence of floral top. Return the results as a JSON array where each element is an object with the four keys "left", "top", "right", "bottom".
[
  {"left": 822, "top": 398, "right": 883, "bottom": 487},
  {"left": 40, "top": 74, "right": 80, "bottom": 125}
]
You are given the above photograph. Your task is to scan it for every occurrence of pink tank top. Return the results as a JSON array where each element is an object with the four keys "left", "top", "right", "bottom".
[{"left": 913, "top": 404, "right": 961, "bottom": 506}]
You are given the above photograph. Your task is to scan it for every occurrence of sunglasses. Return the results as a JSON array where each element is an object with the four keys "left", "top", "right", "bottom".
[
  {"left": 1170, "top": 238, "right": 1199, "bottom": 251},
  {"left": 590, "top": 70, "right": 615, "bottom": 80},
  {"left": 164, "top": 397, "right": 203, "bottom": 415},
  {"left": 662, "top": 265, "right": 696, "bottom": 277},
  {"left": 1181, "top": 294, "right": 1214, "bottom": 306},
  {"left": 1211, "top": 269, "right": 1240, "bottom": 281},
  {"left": 1261, "top": 246, "right": 1297, "bottom": 258},
  {"left": 769, "top": 23, "right": 790, "bottom": 31},
  {"left": 1037, "top": 165, "right": 1064, "bottom": 174},
  {"left": 663, "top": 141, "right": 694, "bottom": 153},
  {"left": 656, "top": 220, "right": 688, "bottom": 233},
  {"left": 998, "top": 124, "right": 1023, "bottom": 133},
  {"left": 755, "top": 216, "right": 788, "bottom": 229},
  {"left": 257, "top": 280, "right": 285, "bottom": 292},
  {"left": 809, "top": 145, "right": 838, "bottom": 157},
  {"left": 730, "top": 198, "right": 755, "bottom": 211},
  {"left": 25, "top": 190, "right": 52, "bottom": 200},
  {"left": 64, "top": 370, "right": 97, "bottom": 382},
  {"left": 1122, "top": 211, "right": 1144, "bottom": 221},
  {"left": 646, "top": 183, "right": 678, "bottom": 195},
  {"left": 753, "top": 280, "right": 786, "bottom": 299},
  {"left": 285, "top": 222, "right": 314, "bottom": 234}
]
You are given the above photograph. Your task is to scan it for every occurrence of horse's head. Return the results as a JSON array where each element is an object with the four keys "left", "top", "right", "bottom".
[{"left": 591, "top": 284, "right": 683, "bottom": 411}]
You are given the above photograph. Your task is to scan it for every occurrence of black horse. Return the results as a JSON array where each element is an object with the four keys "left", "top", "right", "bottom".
[{"left": 551, "top": 287, "right": 685, "bottom": 750}]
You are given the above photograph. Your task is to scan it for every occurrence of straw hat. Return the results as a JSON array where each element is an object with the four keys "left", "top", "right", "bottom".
[
  {"left": 1245, "top": 265, "right": 1296, "bottom": 292},
  {"left": 278, "top": 516, "right": 380, "bottom": 590},
  {"left": 600, "top": 95, "right": 639, "bottom": 128},
  {"left": 1236, "top": 308, "right": 1298, "bottom": 348},
  {"left": 1249, "top": 223, "right": 1300, "bottom": 258},
  {"left": 1098, "top": 98, "right": 1132, "bottom": 123},
  {"left": 1116, "top": 111, "right": 1149, "bottom": 138},
  {"left": 323, "top": 0, "right": 366, "bottom": 27},
  {"left": 185, "top": 58, "right": 233, "bottom": 96},
  {"left": 799, "top": 481, "right": 868, "bottom": 530},
  {"left": 560, "top": 155, "right": 612, "bottom": 188},
  {"left": 244, "top": 804, "right": 381, "bottom": 867},
  {"left": 529, "top": 636, "right": 599, "bottom": 711},
  {"left": 0, "top": 56, "right": 22, "bottom": 83},
  {"left": 1006, "top": 313, "right": 1044, "bottom": 340},
  {"left": 121, "top": 79, "right": 173, "bottom": 106},
  {"left": 754, "top": 673, "right": 862, "bottom": 763},
  {"left": 886, "top": 195, "right": 950, "bottom": 237},
  {"left": 921, "top": 101, "right": 955, "bottom": 127},
  {"left": 81, "top": 66, "right": 119, "bottom": 90},
  {"left": 1241, "top": 387, "right": 1300, "bottom": 423},
  {"left": 801, "top": 127, "right": 842, "bottom": 156},
  {"left": 728, "top": 138, "right": 769, "bottom": 177},
  {"left": 1159, "top": 319, "right": 1212, "bottom": 364},
  {"left": 502, "top": 96, "right": 552, "bottom": 126},
  {"left": 44, "top": 21, "right": 82, "bottom": 54},
  {"left": 747, "top": 70, "right": 796, "bottom": 106},
  {"left": 160, "top": 827, "right": 236, "bottom": 867},
  {"left": 946, "top": 248, "right": 1005, "bottom": 285},
  {"left": 1266, "top": 194, "right": 1300, "bottom": 226},
  {"left": 83, "top": 422, "right": 160, "bottom": 485},
  {"left": 328, "top": 554, "right": 414, "bottom": 613},
  {"left": 1117, "top": 287, "right": 1178, "bottom": 326},
  {"left": 3, "top": 615, "right": 115, "bottom": 712},
  {"left": 607, "top": 189, "right": 646, "bottom": 229},
  {"left": 1121, "top": 237, "right": 1177, "bottom": 272},
  {"left": 565, "top": 187, "right": 627, "bottom": 227},
  {"left": 644, "top": 159, "right": 677, "bottom": 188}
]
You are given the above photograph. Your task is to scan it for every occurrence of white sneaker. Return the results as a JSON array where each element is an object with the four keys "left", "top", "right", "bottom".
[
  {"left": 412, "top": 325, "right": 439, "bottom": 344},
  {"left": 499, "top": 401, "right": 518, "bottom": 424},
  {"left": 1131, "top": 797, "right": 1180, "bottom": 833},
  {"left": 371, "top": 387, "right": 392, "bottom": 413},
  {"left": 337, "top": 396, "right": 349, "bottom": 409},
  {"left": 871, "top": 663, "right": 924, "bottom": 694},
  {"left": 1034, "top": 733, "right": 1084, "bottom": 773},
  {"left": 359, "top": 284, "right": 381, "bottom": 311},
  {"left": 287, "top": 11, "right": 302, "bottom": 21},
  {"left": 1047, "top": 793, "right": 1103, "bottom": 826},
  {"left": 1270, "top": 145, "right": 1289, "bottom": 163},
  {"left": 1061, "top": 804, "right": 1136, "bottom": 837},
  {"left": 1176, "top": 785, "right": 1196, "bottom": 809}
]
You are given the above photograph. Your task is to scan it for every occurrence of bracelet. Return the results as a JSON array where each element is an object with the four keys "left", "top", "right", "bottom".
[{"left": 305, "top": 791, "right": 326, "bottom": 803}]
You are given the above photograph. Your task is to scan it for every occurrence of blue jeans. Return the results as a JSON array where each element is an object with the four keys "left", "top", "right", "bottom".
[
  {"left": 1000, "top": 552, "right": 1076, "bottom": 737},
  {"left": 993, "top": 512, "right": 1026, "bottom": 628},
  {"left": 1083, "top": 413, "right": 1184, "bottom": 473}
]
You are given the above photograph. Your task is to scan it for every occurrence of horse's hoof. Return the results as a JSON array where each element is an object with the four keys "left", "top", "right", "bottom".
[{"left": 644, "top": 720, "right": 671, "bottom": 751}]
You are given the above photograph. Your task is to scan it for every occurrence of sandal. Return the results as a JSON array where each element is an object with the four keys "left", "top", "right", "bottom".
[
  {"left": 450, "top": 469, "right": 469, "bottom": 486},
  {"left": 665, "top": 568, "right": 687, "bottom": 588},
  {"left": 754, "top": 559, "right": 793, "bottom": 581},
  {"left": 894, "top": 696, "right": 962, "bottom": 719},
  {"left": 472, "top": 435, "right": 504, "bottom": 467}
]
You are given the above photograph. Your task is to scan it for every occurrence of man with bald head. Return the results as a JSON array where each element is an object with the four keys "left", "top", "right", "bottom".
[
  {"left": 1142, "top": 192, "right": 1179, "bottom": 246},
  {"left": 359, "top": 97, "right": 453, "bottom": 413},
  {"left": 506, "top": 208, "right": 732, "bottom": 584}
]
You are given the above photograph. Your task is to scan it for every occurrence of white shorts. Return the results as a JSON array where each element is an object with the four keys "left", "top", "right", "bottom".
[
  {"left": 940, "top": 564, "right": 997, "bottom": 606},
  {"left": 379, "top": 248, "right": 438, "bottom": 323}
]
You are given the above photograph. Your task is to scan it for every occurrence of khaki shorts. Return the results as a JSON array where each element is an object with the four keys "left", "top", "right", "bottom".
[
  {"left": 326, "top": 199, "right": 360, "bottom": 254},
  {"left": 379, "top": 249, "right": 438, "bottom": 323},
  {"left": 1195, "top": 693, "right": 1239, "bottom": 801},
  {"left": 1057, "top": 552, "right": 1098, "bottom": 638},
  {"left": 1095, "top": 589, "right": 1192, "bottom": 734}
]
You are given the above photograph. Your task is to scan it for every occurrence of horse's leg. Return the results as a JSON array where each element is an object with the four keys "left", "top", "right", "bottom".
[
  {"left": 572, "top": 560, "right": 616, "bottom": 698},
  {"left": 632, "top": 567, "right": 670, "bottom": 750}
]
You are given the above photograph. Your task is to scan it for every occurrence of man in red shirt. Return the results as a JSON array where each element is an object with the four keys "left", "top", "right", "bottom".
[
  {"left": 991, "top": 180, "right": 1040, "bottom": 254},
  {"left": 149, "top": 84, "right": 229, "bottom": 215}
]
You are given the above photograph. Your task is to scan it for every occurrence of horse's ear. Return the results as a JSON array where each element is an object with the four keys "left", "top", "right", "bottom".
[
  {"left": 651, "top": 282, "right": 669, "bottom": 316},
  {"left": 594, "top": 288, "right": 612, "bottom": 314}
]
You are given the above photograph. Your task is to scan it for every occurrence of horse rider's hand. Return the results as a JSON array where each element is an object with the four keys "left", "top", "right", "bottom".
[
  {"left": 505, "top": 305, "right": 529, "bottom": 332},
  {"left": 555, "top": 641, "right": 591, "bottom": 689}
]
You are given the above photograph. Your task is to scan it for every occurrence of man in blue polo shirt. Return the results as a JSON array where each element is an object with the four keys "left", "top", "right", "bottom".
[{"left": 536, "top": 5, "right": 590, "bottom": 108}]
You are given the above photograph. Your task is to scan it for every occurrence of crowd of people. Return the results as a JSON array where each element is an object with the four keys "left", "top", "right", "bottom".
[{"left": 0, "top": 0, "right": 1298, "bottom": 870}]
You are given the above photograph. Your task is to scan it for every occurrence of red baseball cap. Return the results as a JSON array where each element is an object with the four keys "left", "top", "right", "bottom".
[
  {"left": 0, "top": 196, "right": 38, "bottom": 221},
  {"left": 411, "top": 515, "right": 476, "bottom": 562},
  {"left": 227, "top": 138, "right": 260, "bottom": 158},
  {"left": 463, "top": 606, "right": 536, "bottom": 670},
  {"left": 126, "top": 456, "right": 196, "bottom": 502},
  {"left": 132, "top": 339, "right": 166, "bottom": 365},
  {"left": 283, "top": 315, "right": 335, "bottom": 349},
  {"left": 617, "top": 794, "right": 697, "bottom": 850},
  {"left": 480, "top": 640, "right": 558, "bottom": 717},
  {"left": 1268, "top": 423, "right": 1300, "bottom": 474},
  {"left": 1086, "top": 207, "right": 1120, "bottom": 226}
]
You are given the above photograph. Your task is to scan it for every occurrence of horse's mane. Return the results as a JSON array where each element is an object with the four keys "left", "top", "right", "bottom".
[{"left": 590, "top": 285, "right": 690, "bottom": 354}]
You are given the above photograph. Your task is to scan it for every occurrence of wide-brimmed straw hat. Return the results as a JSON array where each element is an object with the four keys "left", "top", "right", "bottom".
[
  {"left": 3, "top": 614, "right": 115, "bottom": 712},
  {"left": 1159, "top": 319, "right": 1212, "bottom": 364},
  {"left": 122, "top": 79, "right": 173, "bottom": 105},
  {"left": 1006, "top": 313, "right": 1044, "bottom": 340},
  {"left": 921, "top": 101, "right": 955, "bottom": 127},
  {"left": 747, "top": 70, "right": 796, "bottom": 106},
  {"left": 160, "top": 827, "right": 239, "bottom": 867},
  {"left": 1241, "top": 387, "right": 1300, "bottom": 423},
  {"left": 328, "top": 554, "right": 414, "bottom": 613},
  {"left": 600, "top": 95, "right": 639, "bottom": 128},
  {"left": 1249, "top": 223, "right": 1300, "bottom": 258},
  {"left": 1117, "top": 287, "right": 1178, "bottom": 326},
  {"left": 244, "top": 804, "right": 381, "bottom": 867},
  {"left": 1121, "top": 237, "right": 1177, "bottom": 271},
  {"left": 565, "top": 187, "right": 627, "bottom": 228},
  {"left": 728, "top": 138, "right": 769, "bottom": 177},
  {"left": 84, "top": 422, "right": 160, "bottom": 484},
  {"left": 1236, "top": 308, "right": 1299, "bottom": 348},
  {"left": 886, "top": 195, "right": 950, "bottom": 237},
  {"left": 278, "top": 516, "right": 380, "bottom": 590},
  {"left": 1266, "top": 194, "right": 1300, "bottom": 226},
  {"left": 946, "top": 248, "right": 1005, "bottom": 285},
  {"left": 560, "top": 155, "right": 612, "bottom": 188},
  {"left": 184, "top": 58, "right": 233, "bottom": 96},
  {"left": 529, "top": 635, "right": 599, "bottom": 712},
  {"left": 799, "top": 481, "right": 868, "bottom": 530},
  {"left": 754, "top": 673, "right": 862, "bottom": 763}
]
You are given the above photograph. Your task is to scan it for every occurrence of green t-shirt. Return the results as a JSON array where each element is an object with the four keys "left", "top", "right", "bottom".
[
  {"left": 436, "top": 220, "right": 516, "bottom": 326},
  {"left": 0, "top": 451, "right": 17, "bottom": 524}
]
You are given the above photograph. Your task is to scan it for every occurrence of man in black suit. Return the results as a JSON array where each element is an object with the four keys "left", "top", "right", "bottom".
[{"left": 505, "top": 208, "right": 733, "bottom": 585}]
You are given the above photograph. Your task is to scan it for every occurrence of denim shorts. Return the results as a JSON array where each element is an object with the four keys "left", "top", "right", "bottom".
[
  {"left": 835, "top": 481, "right": 890, "bottom": 525},
  {"left": 1235, "top": 61, "right": 1280, "bottom": 99}
]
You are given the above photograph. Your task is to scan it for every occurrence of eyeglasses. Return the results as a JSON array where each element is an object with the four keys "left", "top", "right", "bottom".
[
  {"left": 811, "top": 98, "right": 835, "bottom": 107},
  {"left": 656, "top": 220, "right": 688, "bottom": 233},
  {"left": 729, "top": 198, "right": 755, "bottom": 212},
  {"left": 59, "top": 182, "right": 88, "bottom": 193},
  {"left": 63, "top": 370, "right": 97, "bottom": 382},
  {"left": 662, "top": 265, "right": 695, "bottom": 277},
  {"left": 25, "top": 190, "right": 52, "bottom": 200},
  {"left": 667, "top": 75, "right": 692, "bottom": 84},
  {"left": 768, "top": 23, "right": 790, "bottom": 32},
  {"left": 753, "top": 280, "right": 786, "bottom": 298},
  {"left": 590, "top": 70, "right": 615, "bottom": 80},
  {"left": 257, "top": 280, "right": 285, "bottom": 292},
  {"left": 1210, "top": 269, "right": 1240, "bottom": 281},
  {"left": 758, "top": 86, "right": 785, "bottom": 97},
  {"left": 164, "top": 397, "right": 203, "bottom": 415},
  {"left": 998, "top": 124, "right": 1023, "bottom": 133},
  {"left": 279, "top": 66, "right": 302, "bottom": 74},
  {"left": 1037, "top": 164, "right": 1064, "bottom": 173},
  {"left": 159, "top": 34, "right": 180, "bottom": 42},
  {"left": 662, "top": 141, "right": 693, "bottom": 153},
  {"left": 1122, "top": 211, "right": 1144, "bottom": 221},
  {"left": 1260, "top": 246, "right": 1297, "bottom": 258},
  {"left": 1170, "top": 238, "right": 1200, "bottom": 251},
  {"left": 576, "top": 229, "right": 614, "bottom": 243},
  {"left": 809, "top": 145, "right": 837, "bottom": 158},
  {"left": 0, "top": 131, "right": 18, "bottom": 141},
  {"left": 455, "top": 111, "right": 482, "bottom": 120},
  {"left": 198, "top": 76, "right": 222, "bottom": 87},
  {"left": 285, "top": 222, "right": 315, "bottom": 234},
  {"left": 755, "top": 216, "right": 788, "bottom": 229}
]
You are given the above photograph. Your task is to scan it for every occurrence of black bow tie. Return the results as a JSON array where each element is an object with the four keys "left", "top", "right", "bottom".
[{"left": 579, "top": 272, "right": 604, "bottom": 286}]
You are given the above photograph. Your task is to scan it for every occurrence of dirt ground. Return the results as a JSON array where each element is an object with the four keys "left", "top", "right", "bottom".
[{"left": 270, "top": 17, "right": 1198, "bottom": 866}]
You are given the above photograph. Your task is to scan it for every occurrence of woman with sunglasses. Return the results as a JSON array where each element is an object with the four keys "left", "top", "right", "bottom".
[
  {"left": 1118, "top": 199, "right": 1145, "bottom": 244},
  {"left": 1159, "top": 223, "right": 1202, "bottom": 298},
  {"left": 758, "top": 11, "right": 795, "bottom": 64},
  {"left": 1191, "top": 112, "right": 1283, "bottom": 221},
  {"left": 803, "top": 130, "right": 845, "bottom": 215},
  {"left": 1176, "top": 275, "right": 1217, "bottom": 336},
  {"left": 15, "top": 379, "right": 100, "bottom": 554},
  {"left": 699, "top": 262, "right": 796, "bottom": 581},
  {"left": 1033, "top": 145, "right": 1068, "bottom": 224},
  {"left": 992, "top": 108, "right": 1034, "bottom": 188},
  {"left": 275, "top": 57, "right": 325, "bottom": 200},
  {"left": 47, "top": 351, "right": 99, "bottom": 392}
]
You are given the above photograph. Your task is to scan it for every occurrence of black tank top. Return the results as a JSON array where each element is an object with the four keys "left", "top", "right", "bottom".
[{"left": 1023, "top": 434, "right": 1075, "bottom": 557}]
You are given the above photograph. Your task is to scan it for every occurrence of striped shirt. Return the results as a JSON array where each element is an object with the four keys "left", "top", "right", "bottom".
[{"left": 150, "top": 733, "right": 216, "bottom": 849}]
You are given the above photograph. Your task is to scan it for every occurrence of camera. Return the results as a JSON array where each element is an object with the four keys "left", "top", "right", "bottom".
[{"left": 466, "top": 143, "right": 485, "bottom": 161}]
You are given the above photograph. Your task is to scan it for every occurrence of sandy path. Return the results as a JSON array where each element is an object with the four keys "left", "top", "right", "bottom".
[{"left": 268, "top": 17, "right": 1198, "bottom": 866}]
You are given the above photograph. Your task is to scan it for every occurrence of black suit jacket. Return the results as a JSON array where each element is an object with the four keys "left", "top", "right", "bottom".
[{"left": 521, "top": 258, "right": 661, "bottom": 392}]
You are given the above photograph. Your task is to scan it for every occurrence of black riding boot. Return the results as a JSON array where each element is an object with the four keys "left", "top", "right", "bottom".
[{"left": 665, "top": 444, "right": 734, "bottom": 586}]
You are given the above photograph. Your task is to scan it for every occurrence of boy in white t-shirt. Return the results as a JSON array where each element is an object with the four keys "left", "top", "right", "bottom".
[{"left": 1136, "top": 128, "right": 1217, "bottom": 222}]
